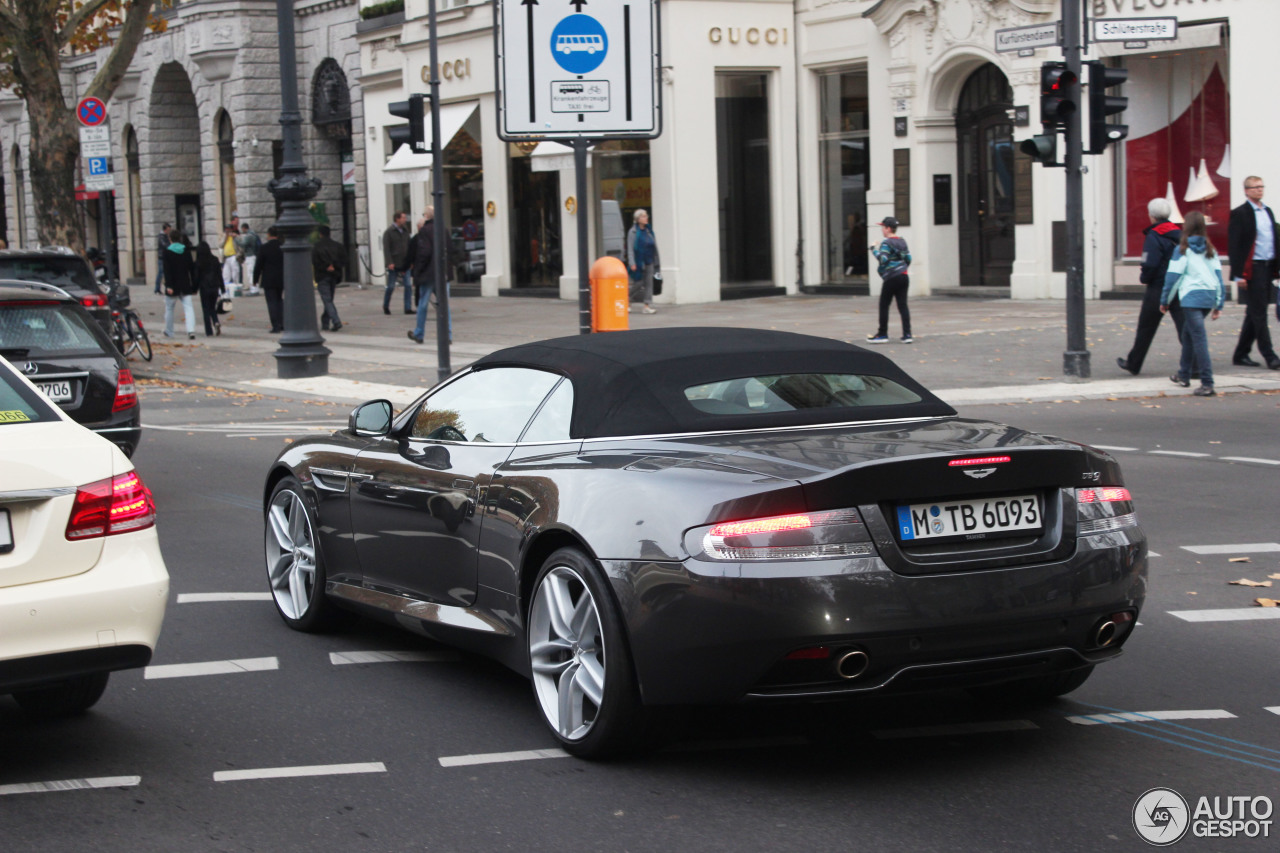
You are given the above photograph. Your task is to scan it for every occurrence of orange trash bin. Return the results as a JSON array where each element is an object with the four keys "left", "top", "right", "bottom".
[{"left": 590, "top": 256, "right": 630, "bottom": 333}]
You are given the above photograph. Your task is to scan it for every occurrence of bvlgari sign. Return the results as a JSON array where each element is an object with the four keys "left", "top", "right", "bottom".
[{"left": 1092, "top": 0, "right": 1235, "bottom": 13}]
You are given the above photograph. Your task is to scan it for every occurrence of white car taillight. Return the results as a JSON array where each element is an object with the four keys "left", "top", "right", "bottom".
[
  {"left": 702, "top": 508, "right": 876, "bottom": 561},
  {"left": 1076, "top": 486, "right": 1138, "bottom": 536},
  {"left": 65, "top": 471, "right": 157, "bottom": 540}
]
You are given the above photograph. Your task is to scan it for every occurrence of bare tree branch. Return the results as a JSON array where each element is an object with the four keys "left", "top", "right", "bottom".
[
  {"left": 57, "top": 0, "right": 114, "bottom": 48},
  {"left": 83, "top": 0, "right": 155, "bottom": 102}
]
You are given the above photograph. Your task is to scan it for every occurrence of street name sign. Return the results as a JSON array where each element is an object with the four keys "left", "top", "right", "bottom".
[
  {"left": 79, "top": 125, "right": 110, "bottom": 158},
  {"left": 1093, "top": 17, "right": 1177, "bottom": 42},
  {"left": 994, "top": 22, "right": 1060, "bottom": 53},
  {"left": 495, "top": 0, "right": 659, "bottom": 138}
]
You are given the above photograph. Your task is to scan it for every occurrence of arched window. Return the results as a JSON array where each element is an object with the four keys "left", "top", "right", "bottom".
[
  {"left": 126, "top": 127, "right": 145, "bottom": 277},
  {"left": 217, "top": 111, "right": 236, "bottom": 225},
  {"left": 12, "top": 145, "right": 27, "bottom": 249}
]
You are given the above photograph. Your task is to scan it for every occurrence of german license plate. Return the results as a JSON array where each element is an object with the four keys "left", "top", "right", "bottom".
[
  {"left": 36, "top": 380, "right": 73, "bottom": 402},
  {"left": 0, "top": 508, "right": 12, "bottom": 554},
  {"left": 896, "top": 494, "right": 1041, "bottom": 541}
]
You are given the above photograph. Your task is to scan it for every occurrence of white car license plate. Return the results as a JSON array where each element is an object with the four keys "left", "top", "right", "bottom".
[
  {"left": 36, "top": 380, "right": 73, "bottom": 402},
  {"left": 896, "top": 494, "right": 1041, "bottom": 541},
  {"left": 0, "top": 508, "right": 12, "bottom": 553}
]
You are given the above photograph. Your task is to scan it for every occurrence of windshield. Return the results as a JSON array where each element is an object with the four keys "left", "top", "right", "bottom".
[
  {"left": 0, "top": 257, "right": 98, "bottom": 292},
  {"left": 684, "top": 373, "right": 923, "bottom": 416},
  {"left": 0, "top": 303, "right": 105, "bottom": 358},
  {"left": 0, "top": 362, "right": 59, "bottom": 425}
]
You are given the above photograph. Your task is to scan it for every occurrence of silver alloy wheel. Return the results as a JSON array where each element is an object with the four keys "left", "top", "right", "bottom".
[
  {"left": 265, "top": 489, "right": 318, "bottom": 621},
  {"left": 528, "top": 565, "right": 607, "bottom": 741}
]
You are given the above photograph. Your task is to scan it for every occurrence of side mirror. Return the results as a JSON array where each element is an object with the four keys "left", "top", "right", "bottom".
[{"left": 349, "top": 399, "right": 393, "bottom": 436}]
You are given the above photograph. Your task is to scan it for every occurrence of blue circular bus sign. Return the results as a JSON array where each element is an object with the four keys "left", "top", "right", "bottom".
[{"left": 550, "top": 15, "right": 608, "bottom": 75}]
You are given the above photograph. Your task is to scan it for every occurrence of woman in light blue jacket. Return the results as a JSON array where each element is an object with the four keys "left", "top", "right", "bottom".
[{"left": 1161, "top": 210, "right": 1224, "bottom": 396}]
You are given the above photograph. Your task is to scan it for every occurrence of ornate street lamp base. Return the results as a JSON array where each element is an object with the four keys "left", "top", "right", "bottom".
[{"left": 273, "top": 346, "right": 330, "bottom": 378}]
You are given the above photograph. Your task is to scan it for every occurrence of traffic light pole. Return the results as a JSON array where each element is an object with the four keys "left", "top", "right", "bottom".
[
  {"left": 427, "top": 0, "right": 452, "bottom": 382},
  {"left": 1062, "top": 0, "right": 1089, "bottom": 378}
]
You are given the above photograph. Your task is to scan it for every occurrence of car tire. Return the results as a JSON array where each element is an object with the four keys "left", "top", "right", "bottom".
[
  {"left": 265, "top": 476, "right": 346, "bottom": 633},
  {"left": 12, "top": 672, "right": 109, "bottom": 717},
  {"left": 527, "top": 547, "right": 647, "bottom": 759},
  {"left": 970, "top": 665, "right": 1095, "bottom": 704}
]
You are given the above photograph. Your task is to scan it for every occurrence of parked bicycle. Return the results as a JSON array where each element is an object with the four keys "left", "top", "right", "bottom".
[{"left": 107, "top": 280, "right": 153, "bottom": 362}]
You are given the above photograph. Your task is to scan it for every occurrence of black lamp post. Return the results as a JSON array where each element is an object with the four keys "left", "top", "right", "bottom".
[{"left": 270, "top": 0, "right": 330, "bottom": 379}]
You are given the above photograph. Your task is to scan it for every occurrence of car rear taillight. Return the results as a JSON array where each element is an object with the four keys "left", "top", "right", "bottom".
[
  {"left": 65, "top": 471, "right": 156, "bottom": 540},
  {"left": 1075, "top": 486, "right": 1138, "bottom": 536},
  {"left": 80, "top": 293, "right": 108, "bottom": 308},
  {"left": 113, "top": 368, "right": 138, "bottom": 412},
  {"left": 701, "top": 508, "right": 876, "bottom": 561}
]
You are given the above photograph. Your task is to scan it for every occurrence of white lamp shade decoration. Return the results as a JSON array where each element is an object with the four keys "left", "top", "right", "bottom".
[
  {"left": 1164, "top": 182, "right": 1184, "bottom": 224},
  {"left": 1186, "top": 159, "right": 1219, "bottom": 203},
  {"left": 1215, "top": 144, "right": 1232, "bottom": 179}
]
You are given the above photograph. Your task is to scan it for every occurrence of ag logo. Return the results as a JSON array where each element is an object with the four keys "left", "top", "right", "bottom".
[
  {"left": 963, "top": 467, "right": 996, "bottom": 479},
  {"left": 1133, "top": 787, "right": 1190, "bottom": 846}
]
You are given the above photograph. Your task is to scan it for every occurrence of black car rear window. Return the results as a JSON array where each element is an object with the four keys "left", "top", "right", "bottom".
[
  {"left": 0, "top": 364, "right": 59, "bottom": 425},
  {"left": 0, "top": 257, "right": 97, "bottom": 291},
  {"left": 0, "top": 304, "right": 104, "bottom": 357},
  {"left": 684, "top": 373, "right": 923, "bottom": 416}
]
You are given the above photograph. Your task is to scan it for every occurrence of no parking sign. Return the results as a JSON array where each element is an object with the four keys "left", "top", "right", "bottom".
[{"left": 77, "top": 96, "right": 107, "bottom": 127}]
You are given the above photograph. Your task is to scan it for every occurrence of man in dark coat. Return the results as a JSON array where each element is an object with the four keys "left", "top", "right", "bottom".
[
  {"left": 1118, "top": 198, "right": 1184, "bottom": 375},
  {"left": 161, "top": 231, "right": 198, "bottom": 339},
  {"left": 311, "top": 225, "right": 346, "bottom": 332},
  {"left": 382, "top": 211, "right": 413, "bottom": 315},
  {"left": 1228, "top": 175, "right": 1280, "bottom": 368},
  {"left": 405, "top": 207, "right": 452, "bottom": 344},
  {"left": 253, "top": 226, "right": 285, "bottom": 332}
]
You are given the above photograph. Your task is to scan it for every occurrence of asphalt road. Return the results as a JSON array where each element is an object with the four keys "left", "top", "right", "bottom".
[{"left": 2, "top": 386, "right": 1278, "bottom": 852}]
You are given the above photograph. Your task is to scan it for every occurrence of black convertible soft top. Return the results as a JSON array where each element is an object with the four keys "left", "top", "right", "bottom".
[{"left": 473, "top": 327, "right": 956, "bottom": 439}]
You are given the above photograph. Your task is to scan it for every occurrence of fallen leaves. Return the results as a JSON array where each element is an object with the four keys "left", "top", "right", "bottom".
[
  {"left": 1228, "top": 557, "right": 1252, "bottom": 563},
  {"left": 1229, "top": 578, "right": 1273, "bottom": 588},
  {"left": 1256, "top": 598, "right": 1279, "bottom": 608}
]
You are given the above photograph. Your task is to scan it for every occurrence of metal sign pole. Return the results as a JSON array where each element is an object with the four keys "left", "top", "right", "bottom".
[
  {"left": 574, "top": 139, "right": 591, "bottom": 335},
  {"left": 428, "top": 0, "right": 452, "bottom": 382},
  {"left": 1062, "top": 0, "right": 1089, "bottom": 379}
]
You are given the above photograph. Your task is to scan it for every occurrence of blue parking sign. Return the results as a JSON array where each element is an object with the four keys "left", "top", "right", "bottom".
[{"left": 88, "top": 156, "right": 109, "bottom": 176}]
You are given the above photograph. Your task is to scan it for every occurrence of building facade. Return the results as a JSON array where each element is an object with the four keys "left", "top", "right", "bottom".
[{"left": 0, "top": 0, "right": 369, "bottom": 287}]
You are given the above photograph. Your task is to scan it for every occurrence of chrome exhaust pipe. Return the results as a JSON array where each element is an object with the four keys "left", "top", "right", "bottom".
[
  {"left": 1093, "top": 620, "right": 1117, "bottom": 648},
  {"left": 835, "top": 649, "right": 869, "bottom": 680}
]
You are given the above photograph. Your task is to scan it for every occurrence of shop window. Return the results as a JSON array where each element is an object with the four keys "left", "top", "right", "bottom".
[
  {"left": 444, "top": 109, "right": 484, "bottom": 283},
  {"left": 716, "top": 73, "right": 773, "bottom": 287},
  {"left": 216, "top": 111, "right": 237, "bottom": 227},
  {"left": 595, "top": 139, "right": 650, "bottom": 260},
  {"left": 509, "top": 143, "right": 563, "bottom": 288},
  {"left": 818, "top": 70, "right": 870, "bottom": 284}
]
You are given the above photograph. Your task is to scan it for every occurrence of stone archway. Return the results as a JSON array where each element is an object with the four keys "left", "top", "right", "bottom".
[
  {"left": 146, "top": 63, "right": 203, "bottom": 245},
  {"left": 310, "top": 58, "right": 356, "bottom": 275},
  {"left": 955, "top": 63, "right": 1017, "bottom": 288}
]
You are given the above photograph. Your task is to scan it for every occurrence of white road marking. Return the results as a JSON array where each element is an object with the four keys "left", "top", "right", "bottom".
[
  {"left": 1067, "top": 710, "right": 1236, "bottom": 726},
  {"left": 213, "top": 762, "right": 386, "bottom": 783},
  {"left": 1168, "top": 608, "right": 1280, "bottom": 623},
  {"left": 438, "top": 748, "right": 569, "bottom": 768},
  {"left": 1266, "top": 707, "right": 1280, "bottom": 716},
  {"left": 873, "top": 720, "right": 1039, "bottom": 739},
  {"left": 330, "top": 650, "right": 460, "bottom": 665},
  {"left": 176, "top": 592, "right": 273, "bottom": 603},
  {"left": 144, "top": 657, "right": 279, "bottom": 680},
  {"left": 0, "top": 776, "right": 140, "bottom": 796},
  {"left": 1148, "top": 450, "right": 1212, "bottom": 458},
  {"left": 1220, "top": 457, "right": 1280, "bottom": 466},
  {"left": 1148, "top": 551, "right": 1161, "bottom": 557},
  {"left": 1092, "top": 445, "right": 1138, "bottom": 452},
  {"left": 1181, "top": 543, "right": 1280, "bottom": 555}
]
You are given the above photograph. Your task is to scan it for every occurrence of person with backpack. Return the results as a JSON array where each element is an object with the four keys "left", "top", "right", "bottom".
[
  {"left": 1118, "top": 198, "right": 1185, "bottom": 375},
  {"left": 866, "top": 216, "right": 912, "bottom": 344},
  {"left": 1162, "top": 210, "right": 1225, "bottom": 397}
]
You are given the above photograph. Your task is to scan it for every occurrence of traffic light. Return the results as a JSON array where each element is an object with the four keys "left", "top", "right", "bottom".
[
  {"left": 1087, "top": 60, "right": 1129, "bottom": 154},
  {"left": 388, "top": 93, "right": 428, "bottom": 152},
  {"left": 1020, "top": 133, "right": 1059, "bottom": 167},
  {"left": 1040, "top": 62, "right": 1078, "bottom": 130}
]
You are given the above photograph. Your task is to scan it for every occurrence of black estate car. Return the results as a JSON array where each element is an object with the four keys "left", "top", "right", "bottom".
[
  {"left": 0, "top": 248, "right": 112, "bottom": 338},
  {"left": 262, "top": 328, "right": 1147, "bottom": 758},
  {"left": 0, "top": 281, "right": 141, "bottom": 457}
]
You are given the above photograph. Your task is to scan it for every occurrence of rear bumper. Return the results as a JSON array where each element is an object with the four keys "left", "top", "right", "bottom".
[
  {"left": 0, "top": 529, "right": 168, "bottom": 692},
  {"left": 85, "top": 412, "right": 142, "bottom": 456},
  {"left": 606, "top": 532, "right": 1146, "bottom": 705}
]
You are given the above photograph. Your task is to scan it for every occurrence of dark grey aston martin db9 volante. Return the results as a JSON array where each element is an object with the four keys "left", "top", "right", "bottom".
[{"left": 262, "top": 328, "right": 1146, "bottom": 757}]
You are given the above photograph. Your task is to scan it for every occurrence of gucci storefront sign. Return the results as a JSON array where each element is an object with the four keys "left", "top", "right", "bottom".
[
  {"left": 708, "top": 27, "right": 789, "bottom": 45},
  {"left": 421, "top": 59, "right": 472, "bottom": 83}
]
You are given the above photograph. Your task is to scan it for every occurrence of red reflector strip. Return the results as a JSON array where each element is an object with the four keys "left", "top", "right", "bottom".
[
  {"left": 1077, "top": 487, "right": 1132, "bottom": 503},
  {"left": 709, "top": 514, "right": 813, "bottom": 537},
  {"left": 947, "top": 455, "right": 1012, "bottom": 467},
  {"left": 113, "top": 368, "right": 138, "bottom": 412},
  {"left": 786, "top": 647, "right": 831, "bottom": 661}
]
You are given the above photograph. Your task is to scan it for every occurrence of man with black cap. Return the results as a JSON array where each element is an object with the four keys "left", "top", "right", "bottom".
[{"left": 867, "top": 216, "right": 913, "bottom": 344}]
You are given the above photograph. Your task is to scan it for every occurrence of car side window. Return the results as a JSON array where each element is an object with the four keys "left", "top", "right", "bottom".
[
  {"left": 519, "top": 379, "right": 574, "bottom": 443},
  {"left": 411, "top": 367, "right": 560, "bottom": 444}
]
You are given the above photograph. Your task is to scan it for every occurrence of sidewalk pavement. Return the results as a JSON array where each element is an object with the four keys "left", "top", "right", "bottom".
[{"left": 130, "top": 283, "right": 1280, "bottom": 409}]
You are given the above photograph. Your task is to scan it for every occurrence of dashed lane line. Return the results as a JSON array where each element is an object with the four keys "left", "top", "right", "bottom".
[
  {"left": 1181, "top": 543, "right": 1280, "bottom": 555},
  {"left": 1221, "top": 456, "right": 1280, "bottom": 466},
  {"left": 1168, "top": 608, "right": 1280, "bottom": 623},
  {"left": 330, "top": 650, "right": 460, "bottom": 665},
  {"left": 1085, "top": 444, "right": 1280, "bottom": 467},
  {"left": 213, "top": 762, "right": 387, "bottom": 783},
  {"left": 176, "top": 592, "right": 273, "bottom": 603},
  {"left": 873, "top": 720, "right": 1039, "bottom": 739},
  {"left": 1091, "top": 445, "right": 1138, "bottom": 452},
  {"left": 1267, "top": 708, "right": 1280, "bottom": 716},
  {"left": 1148, "top": 450, "right": 1213, "bottom": 458},
  {"left": 438, "top": 749, "right": 569, "bottom": 768},
  {"left": 1067, "top": 710, "right": 1237, "bottom": 726},
  {"left": 0, "top": 776, "right": 140, "bottom": 796},
  {"left": 144, "top": 657, "right": 279, "bottom": 680}
]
